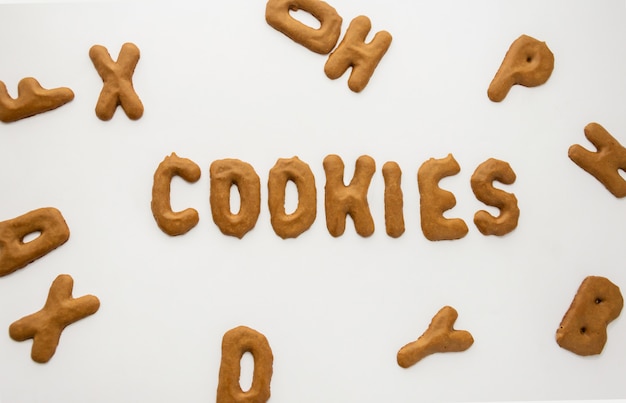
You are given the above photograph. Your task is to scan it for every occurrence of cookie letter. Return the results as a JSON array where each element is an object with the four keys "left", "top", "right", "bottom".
[
  {"left": 397, "top": 306, "right": 473, "bottom": 368},
  {"left": 268, "top": 157, "right": 317, "bottom": 239},
  {"left": 488, "top": 34, "right": 554, "bottom": 102},
  {"left": 217, "top": 326, "right": 273, "bottom": 403},
  {"left": 0, "top": 78, "right": 74, "bottom": 123},
  {"left": 324, "top": 15, "right": 392, "bottom": 92},
  {"left": 9, "top": 274, "right": 100, "bottom": 363},
  {"left": 382, "top": 161, "right": 404, "bottom": 238},
  {"left": 323, "top": 154, "right": 375, "bottom": 237},
  {"left": 568, "top": 122, "right": 626, "bottom": 198},
  {"left": 470, "top": 158, "right": 519, "bottom": 236},
  {"left": 418, "top": 154, "right": 468, "bottom": 241},
  {"left": 89, "top": 42, "right": 143, "bottom": 120},
  {"left": 265, "top": 0, "right": 342, "bottom": 54},
  {"left": 151, "top": 153, "right": 201, "bottom": 236},
  {"left": 556, "top": 276, "right": 623, "bottom": 356},
  {"left": 210, "top": 159, "right": 261, "bottom": 238},
  {"left": 0, "top": 208, "right": 70, "bottom": 277}
]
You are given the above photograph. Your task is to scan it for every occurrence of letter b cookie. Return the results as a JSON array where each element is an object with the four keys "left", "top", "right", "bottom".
[{"left": 556, "top": 276, "right": 623, "bottom": 356}]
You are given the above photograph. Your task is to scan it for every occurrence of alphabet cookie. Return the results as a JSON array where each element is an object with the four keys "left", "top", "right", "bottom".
[
  {"left": 268, "top": 157, "right": 317, "bottom": 239},
  {"left": 265, "top": 0, "right": 342, "bottom": 54},
  {"left": 324, "top": 15, "right": 392, "bottom": 92},
  {"left": 323, "top": 154, "right": 375, "bottom": 237},
  {"left": 89, "top": 42, "right": 143, "bottom": 120},
  {"left": 397, "top": 306, "right": 474, "bottom": 368},
  {"left": 217, "top": 326, "right": 273, "bottom": 403},
  {"left": 151, "top": 152, "right": 201, "bottom": 236},
  {"left": 0, "top": 207, "right": 70, "bottom": 277},
  {"left": 470, "top": 158, "right": 519, "bottom": 236},
  {"left": 210, "top": 159, "right": 261, "bottom": 238},
  {"left": 0, "top": 77, "right": 74, "bottom": 123},
  {"left": 9, "top": 274, "right": 100, "bottom": 363},
  {"left": 568, "top": 122, "right": 626, "bottom": 198},
  {"left": 418, "top": 154, "right": 468, "bottom": 241},
  {"left": 556, "top": 276, "right": 623, "bottom": 356},
  {"left": 382, "top": 161, "right": 405, "bottom": 238},
  {"left": 488, "top": 34, "right": 554, "bottom": 102}
]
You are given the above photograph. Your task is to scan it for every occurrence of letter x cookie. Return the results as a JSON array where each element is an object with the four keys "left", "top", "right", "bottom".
[
  {"left": 90, "top": 42, "right": 144, "bottom": 120},
  {"left": 9, "top": 274, "right": 100, "bottom": 363}
]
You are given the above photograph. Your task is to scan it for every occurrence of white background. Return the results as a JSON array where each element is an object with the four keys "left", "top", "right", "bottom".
[{"left": 0, "top": 1, "right": 625, "bottom": 402}]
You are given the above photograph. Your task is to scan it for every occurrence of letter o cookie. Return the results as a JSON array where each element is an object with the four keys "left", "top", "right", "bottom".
[
  {"left": 265, "top": 0, "right": 342, "bottom": 54},
  {"left": 0, "top": 207, "right": 70, "bottom": 277},
  {"left": 217, "top": 326, "right": 273, "bottom": 403},
  {"left": 268, "top": 156, "right": 317, "bottom": 239},
  {"left": 210, "top": 159, "right": 261, "bottom": 239}
]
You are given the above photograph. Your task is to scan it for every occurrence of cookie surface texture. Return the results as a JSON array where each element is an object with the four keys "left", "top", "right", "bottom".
[
  {"left": 268, "top": 156, "right": 317, "bottom": 239},
  {"left": 0, "top": 207, "right": 70, "bottom": 277},
  {"left": 487, "top": 34, "right": 554, "bottom": 102},
  {"left": 556, "top": 276, "right": 623, "bottom": 356},
  {"left": 397, "top": 306, "right": 473, "bottom": 368},
  {"left": 151, "top": 152, "right": 201, "bottom": 236},
  {"left": 265, "top": 0, "right": 342, "bottom": 54},
  {"left": 9, "top": 274, "right": 100, "bottom": 363},
  {"left": 217, "top": 326, "right": 273, "bottom": 403},
  {"left": 89, "top": 42, "right": 143, "bottom": 120},
  {"left": 568, "top": 122, "right": 626, "bottom": 197},
  {"left": 0, "top": 77, "right": 74, "bottom": 123}
]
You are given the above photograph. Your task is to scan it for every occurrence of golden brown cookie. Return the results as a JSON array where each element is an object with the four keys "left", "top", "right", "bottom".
[
  {"left": 382, "top": 161, "right": 405, "bottom": 238},
  {"left": 151, "top": 152, "right": 201, "bottom": 236},
  {"left": 210, "top": 159, "right": 261, "bottom": 239},
  {"left": 324, "top": 15, "right": 392, "bottom": 92},
  {"left": 265, "top": 0, "right": 342, "bottom": 54},
  {"left": 556, "top": 276, "right": 623, "bottom": 356},
  {"left": 0, "top": 207, "right": 70, "bottom": 277},
  {"left": 268, "top": 157, "right": 317, "bottom": 239},
  {"left": 9, "top": 274, "right": 100, "bottom": 363},
  {"left": 568, "top": 122, "right": 626, "bottom": 198},
  {"left": 470, "top": 158, "right": 519, "bottom": 236},
  {"left": 0, "top": 77, "right": 74, "bottom": 123},
  {"left": 323, "top": 154, "right": 375, "bottom": 237},
  {"left": 89, "top": 42, "right": 143, "bottom": 120},
  {"left": 397, "top": 306, "right": 473, "bottom": 368},
  {"left": 488, "top": 34, "right": 554, "bottom": 102},
  {"left": 418, "top": 154, "right": 468, "bottom": 241},
  {"left": 217, "top": 326, "right": 273, "bottom": 403}
]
